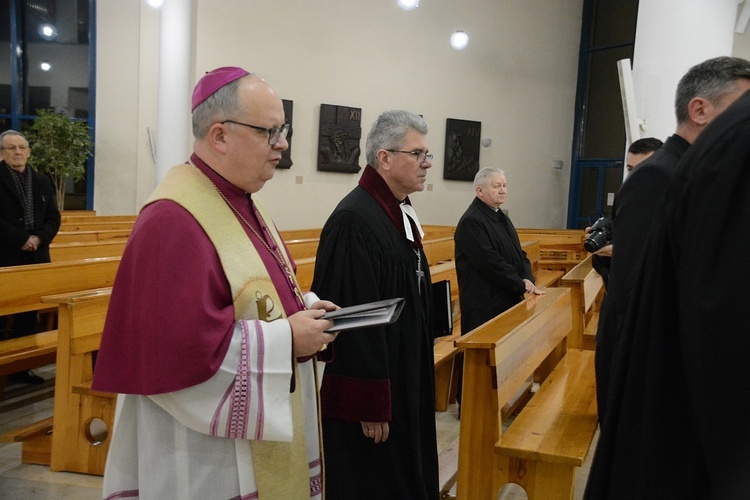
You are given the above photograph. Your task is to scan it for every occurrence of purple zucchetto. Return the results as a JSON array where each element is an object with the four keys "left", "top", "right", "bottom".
[{"left": 191, "top": 66, "right": 250, "bottom": 111}]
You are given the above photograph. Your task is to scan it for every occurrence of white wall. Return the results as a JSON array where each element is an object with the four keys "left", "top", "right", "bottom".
[
  {"left": 632, "top": 0, "right": 738, "bottom": 142},
  {"left": 95, "top": 0, "right": 583, "bottom": 229},
  {"left": 95, "top": 1, "right": 161, "bottom": 213},
  {"left": 733, "top": 30, "right": 750, "bottom": 59}
]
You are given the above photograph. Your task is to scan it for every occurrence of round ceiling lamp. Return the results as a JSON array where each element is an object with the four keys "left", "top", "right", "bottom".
[
  {"left": 450, "top": 30, "right": 469, "bottom": 50},
  {"left": 145, "top": 0, "right": 167, "bottom": 9},
  {"left": 397, "top": 0, "right": 419, "bottom": 11},
  {"left": 39, "top": 24, "right": 57, "bottom": 41}
]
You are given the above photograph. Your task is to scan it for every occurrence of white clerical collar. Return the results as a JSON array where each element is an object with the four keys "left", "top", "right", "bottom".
[{"left": 400, "top": 202, "right": 425, "bottom": 242}]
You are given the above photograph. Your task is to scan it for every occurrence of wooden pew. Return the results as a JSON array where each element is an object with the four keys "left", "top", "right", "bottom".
[
  {"left": 59, "top": 221, "right": 135, "bottom": 232},
  {"left": 423, "top": 237, "right": 454, "bottom": 264},
  {"left": 53, "top": 229, "right": 131, "bottom": 244},
  {"left": 517, "top": 228, "right": 586, "bottom": 273},
  {"left": 44, "top": 288, "right": 114, "bottom": 475},
  {"left": 295, "top": 257, "right": 315, "bottom": 293},
  {"left": 455, "top": 287, "right": 598, "bottom": 499},
  {"left": 281, "top": 226, "right": 456, "bottom": 243},
  {"left": 279, "top": 228, "right": 322, "bottom": 241},
  {"left": 521, "top": 240, "right": 564, "bottom": 289},
  {"left": 0, "top": 257, "right": 121, "bottom": 392},
  {"left": 284, "top": 238, "right": 320, "bottom": 261},
  {"left": 422, "top": 224, "right": 456, "bottom": 240},
  {"left": 0, "top": 257, "right": 120, "bottom": 318},
  {"left": 59, "top": 214, "right": 136, "bottom": 224},
  {"left": 516, "top": 228, "right": 585, "bottom": 250},
  {"left": 50, "top": 240, "right": 127, "bottom": 262},
  {"left": 61, "top": 209, "right": 96, "bottom": 216},
  {"left": 560, "top": 255, "right": 604, "bottom": 350},
  {"left": 1, "top": 288, "right": 115, "bottom": 474}
]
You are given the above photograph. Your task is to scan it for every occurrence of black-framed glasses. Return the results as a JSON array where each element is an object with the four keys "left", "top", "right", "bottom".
[
  {"left": 221, "top": 120, "right": 292, "bottom": 146},
  {"left": 386, "top": 149, "right": 433, "bottom": 164}
]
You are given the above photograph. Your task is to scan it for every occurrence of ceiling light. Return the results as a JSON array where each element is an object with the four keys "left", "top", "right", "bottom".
[
  {"left": 450, "top": 30, "right": 469, "bottom": 50},
  {"left": 40, "top": 62, "right": 51, "bottom": 72},
  {"left": 39, "top": 24, "right": 57, "bottom": 41},
  {"left": 146, "top": 0, "right": 167, "bottom": 9},
  {"left": 397, "top": 0, "right": 419, "bottom": 11}
]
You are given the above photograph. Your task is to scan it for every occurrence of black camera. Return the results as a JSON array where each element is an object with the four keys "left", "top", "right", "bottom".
[{"left": 583, "top": 216, "right": 612, "bottom": 253}]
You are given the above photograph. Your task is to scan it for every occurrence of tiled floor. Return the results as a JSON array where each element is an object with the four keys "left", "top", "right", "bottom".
[{"left": 1, "top": 366, "right": 594, "bottom": 499}]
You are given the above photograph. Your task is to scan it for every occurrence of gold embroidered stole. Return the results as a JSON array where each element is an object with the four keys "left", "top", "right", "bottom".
[{"left": 145, "top": 163, "right": 310, "bottom": 499}]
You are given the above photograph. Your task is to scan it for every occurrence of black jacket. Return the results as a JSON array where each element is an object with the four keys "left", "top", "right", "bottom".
[
  {"left": 0, "top": 162, "right": 61, "bottom": 266},
  {"left": 454, "top": 196, "right": 534, "bottom": 333}
]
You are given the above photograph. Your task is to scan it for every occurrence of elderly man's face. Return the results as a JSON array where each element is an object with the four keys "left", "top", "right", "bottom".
[
  {"left": 477, "top": 174, "right": 507, "bottom": 209},
  {"left": 220, "top": 77, "right": 288, "bottom": 194},
  {"left": 1, "top": 134, "right": 31, "bottom": 172}
]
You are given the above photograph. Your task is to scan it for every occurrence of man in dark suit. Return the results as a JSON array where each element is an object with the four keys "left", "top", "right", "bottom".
[
  {"left": 453, "top": 167, "right": 544, "bottom": 409},
  {"left": 0, "top": 129, "right": 61, "bottom": 384},
  {"left": 593, "top": 55, "right": 750, "bottom": 424}
]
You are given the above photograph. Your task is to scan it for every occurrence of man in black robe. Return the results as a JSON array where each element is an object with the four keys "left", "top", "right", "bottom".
[
  {"left": 312, "top": 109, "right": 439, "bottom": 499},
  {"left": 584, "top": 87, "right": 750, "bottom": 499},
  {"left": 594, "top": 56, "right": 750, "bottom": 423},
  {"left": 453, "top": 167, "right": 543, "bottom": 410}
]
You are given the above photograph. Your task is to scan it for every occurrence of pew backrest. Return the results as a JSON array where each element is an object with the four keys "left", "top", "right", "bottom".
[
  {"left": 454, "top": 287, "right": 573, "bottom": 499},
  {"left": 284, "top": 238, "right": 320, "bottom": 261},
  {"left": 0, "top": 257, "right": 121, "bottom": 316},
  {"left": 560, "top": 255, "right": 603, "bottom": 349},
  {"left": 50, "top": 241, "right": 127, "bottom": 262},
  {"left": 53, "top": 229, "right": 131, "bottom": 244},
  {"left": 59, "top": 215, "right": 136, "bottom": 224},
  {"left": 423, "top": 237, "right": 454, "bottom": 264},
  {"left": 59, "top": 221, "right": 135, "bottom": 232}
]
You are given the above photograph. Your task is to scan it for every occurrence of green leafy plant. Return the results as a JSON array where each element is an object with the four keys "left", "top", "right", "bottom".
[{"left": 26, "top": 109, "right": 93, "bottom": 210}]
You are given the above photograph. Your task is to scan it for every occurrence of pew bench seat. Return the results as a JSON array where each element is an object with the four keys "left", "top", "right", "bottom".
[
  {"left": 494, "top": 349, "right": 597, "bottom": 497},
  {"left": 0, "top": 416, "right": 54, "bottom": 466},
  {"left": 0, "top": 330, "right": 58, "bottom": 392}
]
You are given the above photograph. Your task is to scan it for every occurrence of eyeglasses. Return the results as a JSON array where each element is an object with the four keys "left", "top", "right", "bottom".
[
  {"left": 1, "top": 146, "right": 29, "bottom": 152},
  {"left": 386, "top": 149, "right": 433, "bottom": 165},
  {"left": 221, "top": 120, "right": 292, "bottom": 146}
]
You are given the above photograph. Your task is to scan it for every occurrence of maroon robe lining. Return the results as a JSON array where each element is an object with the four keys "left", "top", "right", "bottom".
[
  {"left": 321, "top": 375, "right": 392, "bottom": 422},
  {"left": 358, "top": 165, "right": 422, "bottom": 249}
]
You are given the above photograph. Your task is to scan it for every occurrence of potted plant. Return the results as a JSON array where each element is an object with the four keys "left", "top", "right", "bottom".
[{"left": 26, "top": 109, "right": 93, "bottom": 210}]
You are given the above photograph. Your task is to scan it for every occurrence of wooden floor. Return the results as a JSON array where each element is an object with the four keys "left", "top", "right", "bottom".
[{"left": 0, "top": 364, "right": 595, "bottom": 499}]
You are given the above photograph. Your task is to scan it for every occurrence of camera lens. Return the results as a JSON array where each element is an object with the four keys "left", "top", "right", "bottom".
[{"left": 584, "top": 231, "right": 608, "bottom": 253}]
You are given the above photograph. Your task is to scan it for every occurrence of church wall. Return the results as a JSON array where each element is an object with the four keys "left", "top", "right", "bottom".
[{"left": 95, "top": 0, "right": 584, "bottom": 229}]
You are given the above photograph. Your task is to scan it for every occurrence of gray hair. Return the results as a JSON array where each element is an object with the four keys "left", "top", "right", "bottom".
[
  {"left": 192, "top": 77, "right": 247, "bottom": 138},
  {"left": 675, "top": 56, "right": 750, "bottom": 125},
  {"left": 365, "top": 109, "right": 428, "bottom": 167},
  {"left": 0, "top": 130, "right": 28, "bottom": 146},
  {"left": 474, "top": 167, "right": 505, "bottom": 189}
]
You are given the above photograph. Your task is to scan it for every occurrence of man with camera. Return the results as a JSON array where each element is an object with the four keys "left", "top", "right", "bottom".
[
  {"left": 592, "top": 56, "right": 750, "bottom": 426},
  {"left": 586, "top": 138, "right": 662, "bottom": 290}
]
